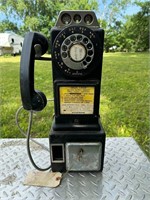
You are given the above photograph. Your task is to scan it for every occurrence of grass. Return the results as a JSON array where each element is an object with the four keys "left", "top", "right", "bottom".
[{"left": 0, "top": 53, "right": 149, "bottom": 157}]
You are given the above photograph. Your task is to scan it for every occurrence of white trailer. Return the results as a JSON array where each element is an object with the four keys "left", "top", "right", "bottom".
[{"left": 0, "top": 32, "right": 24, "bottom": 56}]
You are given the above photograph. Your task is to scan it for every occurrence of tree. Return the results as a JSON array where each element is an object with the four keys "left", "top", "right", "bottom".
[
  {"left": 98, "top": 0, "right": 136, "bottom": 24},
  {"left": 104, "top": 19, "right": 124, "bottom": 52},
  {"left": 0, "top": 20, "right": 19, "bottom": 33},
  {"left": 122, "top": 1, "right": 149, "bottom": 51},
  {"left": 0, "top": 0, "right": 141, "bottom": 35},
  {"left": 0, "top": 0, "right": 98, "bottom": 37},
  {"left": 1, "top": 0, "right": 148, "bottom": 52},
  {"left": 102, "top": 1, "right": 149, "bottom": 52}
]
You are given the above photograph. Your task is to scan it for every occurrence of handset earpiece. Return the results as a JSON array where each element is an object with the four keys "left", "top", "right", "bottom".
[{"left": 20, "top": 32, "right": 48, "bottom": 111}]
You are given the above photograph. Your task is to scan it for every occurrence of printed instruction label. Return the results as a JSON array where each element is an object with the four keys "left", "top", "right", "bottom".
[{"left": 59, "top": 86, "right": 95, "bottom": 114}]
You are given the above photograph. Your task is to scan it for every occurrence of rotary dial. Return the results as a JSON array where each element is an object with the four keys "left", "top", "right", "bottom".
[{"left": 52, "top": 26, "right": 100, "bottom": 78}]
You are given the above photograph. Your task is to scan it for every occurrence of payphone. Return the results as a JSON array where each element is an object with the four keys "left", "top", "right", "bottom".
[{"left": 20, "top": 10, "right": 105, "bottom": 172}]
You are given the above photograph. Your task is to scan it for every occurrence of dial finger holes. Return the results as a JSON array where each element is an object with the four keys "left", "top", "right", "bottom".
[
  {"left": 70, "top": 35, "right": 76, "bottom": 42},
  {"left": 77, "top": 35, "right": 82, "bottom": 41},
  {"left": 62, "top": 52, "right": 67, "bottom": 58},
  {"left": 62, "top": 45, "right": 67, "bottom": 51},
  {"left": 83, "top": 37, "right": 88, "bottom": 44},
  {"left": 83, "top": 61, "right": 87, "bottom": 66},
  {"left": 86, "top": 57, "right": 91, "bottom": 62},
  {"left": 88, "top": 50, "right": 93, "bottom": 56},
  {"left": 87, "top": 43, "right": 92, "bottom": 49},
  {"left": 65, "top": 39, "right": 71, "bottom": 45}
]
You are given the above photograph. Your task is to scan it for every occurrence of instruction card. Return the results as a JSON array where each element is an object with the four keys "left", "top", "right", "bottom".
[{"left": 59, "top": 86, "right": 95, "bottom": 114}]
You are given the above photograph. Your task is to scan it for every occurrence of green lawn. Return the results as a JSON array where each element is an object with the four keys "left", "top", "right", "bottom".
[{"left": 0, "top": 53, "right": 149, "bottom": 157}]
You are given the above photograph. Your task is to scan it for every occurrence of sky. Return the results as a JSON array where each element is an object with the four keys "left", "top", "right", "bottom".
[
  {"left": 123, "top": 5, "right": 141, "bottom": 15},
  {"left": 97, "top": 0, "right": 143, "bottom": 19}
]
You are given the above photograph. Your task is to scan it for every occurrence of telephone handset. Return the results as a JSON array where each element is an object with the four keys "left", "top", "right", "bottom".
[{"left": 20, "top": 32, "right": 48, "bottom": 111}]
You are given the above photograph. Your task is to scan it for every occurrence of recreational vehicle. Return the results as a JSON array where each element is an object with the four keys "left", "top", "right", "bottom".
[{"left": 0, "top": 32, "right": 24, "bottom": 56}]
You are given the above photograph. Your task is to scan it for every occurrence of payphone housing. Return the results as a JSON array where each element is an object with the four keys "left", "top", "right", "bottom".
[
  {"left": 20, "top": 10, "right": 105, "bottom": 172},
  {"left": 50, "top": 11, "right": 105, "bottom": 172}
]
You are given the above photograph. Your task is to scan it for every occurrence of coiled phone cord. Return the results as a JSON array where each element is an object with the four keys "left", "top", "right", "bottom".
[{"left": 16, "top": 105, "right": 52, "bottom": 171}]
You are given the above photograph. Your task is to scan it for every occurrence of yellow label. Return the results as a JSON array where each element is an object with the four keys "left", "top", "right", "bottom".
[{"left": 59, "top": 86, "right": 95, "bottom": 114}]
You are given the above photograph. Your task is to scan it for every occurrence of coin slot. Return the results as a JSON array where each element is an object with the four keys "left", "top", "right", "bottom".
[
  {"left": 51, "top": 144, "right": 64, "bottom": 163},
  {"left": 84, "top": 14, "right": 93, "bottom": 25},
  {"left": 74, "top": 14, "right": 81, "bottom": 23},
  {"left": 61, "top": 13, "right": 71, "bottom": 25}
]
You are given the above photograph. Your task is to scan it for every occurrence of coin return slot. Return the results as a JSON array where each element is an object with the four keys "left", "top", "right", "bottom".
[{"left": 51, "top": 144, "right": 64, "bottom": 163}]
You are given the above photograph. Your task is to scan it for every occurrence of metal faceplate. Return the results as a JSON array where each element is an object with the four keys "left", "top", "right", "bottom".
[
  {"left": 55, "top": 10, "right": 99, "bottom": 28},
  {"left": 66, "top": 143, "right": 102, "bottom": 171}
]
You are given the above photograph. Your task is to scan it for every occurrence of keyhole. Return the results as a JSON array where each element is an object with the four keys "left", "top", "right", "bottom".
[{"left": 78, "top": 148, "right": 84, "bottom": 161}]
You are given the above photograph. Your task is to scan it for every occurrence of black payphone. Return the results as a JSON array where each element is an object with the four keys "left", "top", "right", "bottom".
[{"left": 20, "top": 10, "right": 105, "bottom": 172}]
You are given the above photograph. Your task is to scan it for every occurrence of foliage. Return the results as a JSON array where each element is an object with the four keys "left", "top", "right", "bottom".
[
  {"left": 0, "top": 0, "right": 98, "bottom": 37},
  {"left": 98, "top": 0, "right": 133, "bottom": 23},
  {"left": 0, "top": 20, "right": 19, "bottom": 33},
  {"left": 122, "top": 1, "right": 149, "bottom": 51},
  {"left": 0, "top": 53, "right": 149, "bottom": 157},
  {"left": 0, "top": 0, "right": 149, "bottom": 52},
  {"left": 104, "top": 20, "right": 123, "bottom": 52},
  {"left": 104, "top": 1, "right": 149, "bottom": 52}
]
